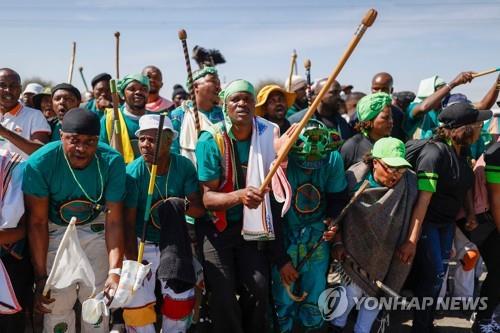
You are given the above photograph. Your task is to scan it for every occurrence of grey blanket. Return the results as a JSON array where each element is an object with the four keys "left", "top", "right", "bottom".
[{"left": 341, "top": 162, "right": 417, "bottom": 297}]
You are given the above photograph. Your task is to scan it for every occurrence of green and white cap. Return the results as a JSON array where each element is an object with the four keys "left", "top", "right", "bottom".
[{"left": 372, "top": 137, "right": 412, "bottom": 168}]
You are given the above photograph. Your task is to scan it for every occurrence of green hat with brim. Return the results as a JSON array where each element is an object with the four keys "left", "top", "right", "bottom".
[{"left": 372, "top": 137, "right": 412, "bottom": 168}]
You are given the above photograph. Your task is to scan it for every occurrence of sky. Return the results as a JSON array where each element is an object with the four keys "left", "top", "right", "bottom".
[{"left": 2, "top": 0, "right": 500, "bottom": 103}]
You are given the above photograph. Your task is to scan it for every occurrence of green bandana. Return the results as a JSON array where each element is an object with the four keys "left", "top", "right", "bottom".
[
  {"left": 188, "top": 66, "right": 218, "bottom": 89},
  {"left": 117, "top": 74, "right": 150, "bottom": 98},
  {"left": 356, "top": 92, "right": 392, "bottom": 122},
  {"left": 219, "top": 79, "right": 255, "bottom": 139}
]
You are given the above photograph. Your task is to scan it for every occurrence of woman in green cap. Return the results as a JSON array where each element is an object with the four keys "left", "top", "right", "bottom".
[
  {"left": 331, "top": 137, "right": 417, "bottom": 333},
  {"left": 340, "top": 92, "right": 393, "bottom": 170}
]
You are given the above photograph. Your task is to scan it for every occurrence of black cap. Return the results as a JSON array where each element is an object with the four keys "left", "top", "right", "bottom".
[
  {"left": 91, "top": 73, "right": 112, "bottom": 88},
  {"left": 172, "top": 84, "right": 188, "bottom": 100},
  {"left": 438, "top": 102, "right": 492, "bottom": 129},
  {"left": 61, "top": 108, "right": 100, "bottom": 136},
  {"left": 52, "top": 83, "right": 81, "bottom": 102}
]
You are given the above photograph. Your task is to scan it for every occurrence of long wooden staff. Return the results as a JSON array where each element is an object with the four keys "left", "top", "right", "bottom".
[
  {"left": 109, "top": 79, "right": 124, "bottom": 156},
  {"left": 287, "top": 50, "right": 298, "bottom": 92},
  {"left": 79, "top": 67, "right": 90, "bottom": 92},
  {"left": 472, "top": 67, "right": 500, "bottom": 78},
  {"left": 178, "top": 29, "right": 201, "bottom": 134},
  {"left": 304, "top": 59, "right": 312, "bottom": 106},
  {"left": 138, "top": 114, "right": 166, "bottom": 263},
  {"left": 285, "top": 180, "right": 369, "bottom": 302},
  {"left": 115, "top": 31, "right": 121, "bottom": 79},
  {"left": 260, "top": 8, "right": 377, "bottom": 192},
  {"left": 67, "top": 42, "right": 76, "bottom": 84}
]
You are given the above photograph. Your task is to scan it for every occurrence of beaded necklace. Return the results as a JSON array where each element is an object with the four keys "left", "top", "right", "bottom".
[{"left": 63, "top": 151, "right": 104, "bottom": 204}]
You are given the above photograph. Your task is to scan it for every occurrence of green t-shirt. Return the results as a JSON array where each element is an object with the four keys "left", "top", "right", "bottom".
[
  {"left": 23, "top": 142, "right": 126, "bottom": 226},
  {"left": 404, "top": 102, "right": 439, "bottom": 140},
  {"left": 195, "top": 131, "right": 250, "bottom": 223},
  {"left": 125, "top": 154, "right": 199, "bottom": 243},
  {"left": 99, "top": 106, "right": 141, "bottom": 158},
  {"left": 50, "top": 122, "right": 62, "bottom": 142},
  {"left": 285, "top": 151, "right": 347, "bottom": 230},
  {"left": 84, "top": 99, "right": 105, "bottom": 119}
]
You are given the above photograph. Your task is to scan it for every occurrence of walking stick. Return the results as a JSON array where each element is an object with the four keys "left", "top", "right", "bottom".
[
  {"left": 260, "top": 8, "right": 377, "bottom": 192},
  {"left": 287, "top": 50, "right": 298, "bottom": 92},
  {"left": 304, "top": 59, "right": 312, "bottom": 105},
  {"left": 67, "top": 42, "right": 76, "bottom": 84},
  {"left": 284, "top": 180, "right": 370, "bottom": 302},
  {"left": 137, "top": 114, "right": 166, "bottom": 263},
  {"left": 471, "top": 67, "right": 500, "bottom": 78},
  {"left": 109, "top": 79, "right": 124, "bottom": 156},
  {"left": 178, "top": 29, "right": 201, "bottom": 134},
  {"left": 79, "top": 67, "right": 90, "bottom": 92},
  {"left": 114, "top": 31, "right": 120, "bottom": 79}
]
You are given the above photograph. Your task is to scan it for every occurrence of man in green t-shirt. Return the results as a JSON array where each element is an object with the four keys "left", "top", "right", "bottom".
[
  {"left": 50, "top": 83, "right": 82, "bottom": 142},
  {"left": 99, "top": 73, "right": 150, "bottom": 164},
  {"left": 123, "top": 114, "right": 204, "bottom": 332},
  {"left": 23, "top": 108, "right": 126, "bottom": 333},
  {"left": 195, "top": 79, "right": 280, "bottom": 332}
]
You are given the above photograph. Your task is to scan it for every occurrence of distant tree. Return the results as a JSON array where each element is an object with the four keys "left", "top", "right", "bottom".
[{"left": 21, "top": 77, "right": 54, "bottom": 91}]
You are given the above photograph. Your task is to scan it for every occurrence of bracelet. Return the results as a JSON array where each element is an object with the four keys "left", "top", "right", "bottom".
[
  {"left": 108, "top": 268, "right": 122, "bottom": 276},
  {"left": 332, "top": 241, "right": 343, "bottom": 248},
  {"left": 445, "top": 83, "right": 453, "bottom": 91}
]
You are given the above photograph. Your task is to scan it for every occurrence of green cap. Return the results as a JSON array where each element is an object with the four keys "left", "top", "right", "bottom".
[
  {"left": 372, "top": 137, "right": 412, "bottom": 168},
  {"left": 356, "top": 92, "right": 392, "bottom": 122}
]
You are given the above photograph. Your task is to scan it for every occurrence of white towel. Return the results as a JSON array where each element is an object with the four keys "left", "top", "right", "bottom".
[
  {"left": 179, "top": 103, "right": 214, "bottom": 165},
  {"left": 242, "top": 117, "right": 279, "bottom": 241},
  {"left": 0, "top": 258, "right": 21, "bottom": 314}
]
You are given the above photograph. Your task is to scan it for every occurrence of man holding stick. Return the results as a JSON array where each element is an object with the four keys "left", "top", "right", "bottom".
[
  {"left": 170, "top": 67, "right": 223, "bottom": 162},
  {"left": 123, "top": 114, "right": 205, "bottom": 332},
  {"left": 195, "top": 79, "right": 285, "bottom": 332},
  {"left": 23, "top": 108, "right": 126, "bottom": 332},
  {"left": 100, "top": 73, "right": 150, "bottom": 162}
]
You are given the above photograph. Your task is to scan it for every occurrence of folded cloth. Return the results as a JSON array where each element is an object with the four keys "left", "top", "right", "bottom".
[
  {"left": 157, "top": 197, "right": 196, "bottom": 293},
  {"left": 0, "top": 149, "right": 23, "bottom": 229},
  {"left": 179, "top": 102, "right": 214, "bottom": 165},
  {"left": 242, "top": 117, "right": 280, "bottom": 241},
  {"left": 0, "top": 258, "right": 21, "bottom": 314}
]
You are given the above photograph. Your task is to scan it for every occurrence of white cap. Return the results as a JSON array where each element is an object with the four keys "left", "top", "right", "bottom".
[
  {"left": 23, "top": 83, "right": 44, "bottom": 95},
  {"left": 135, "top": 114, "right": 178, "bottom": 140},
  {"left": 284, "top": 75, "right": 307, "bottom": 92}
]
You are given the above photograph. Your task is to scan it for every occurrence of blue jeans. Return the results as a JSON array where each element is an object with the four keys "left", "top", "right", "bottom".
[{"left": 412, "top": 222, "right": 455, "bottom": 332}]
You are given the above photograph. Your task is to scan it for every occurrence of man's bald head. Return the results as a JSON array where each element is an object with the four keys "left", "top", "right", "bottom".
[
  {"left": 0, "top": 68, "right": 21, "bottom": 84},
  {"left": 371, "top": 72, "right": 393, "bottom": 94}
]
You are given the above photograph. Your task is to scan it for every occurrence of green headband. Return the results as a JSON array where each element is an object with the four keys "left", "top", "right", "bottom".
[
  {"left": 188, "top": 66, "right": 218, "bottom": 89},
  {"left": 219, "top": 79, "right": 255, "bottom": 139},
  {"left": 117, "top": 73, "right": 150, "bottom": 98},
  {"left": 356, "top": 92, "right": 392, "bottom": 122}
]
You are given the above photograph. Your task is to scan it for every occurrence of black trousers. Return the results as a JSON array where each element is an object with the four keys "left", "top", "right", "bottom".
[
  {"left": 198, "top": 223, "right": 270, "bottom": 333},
  {"left": 0, "top": 252, "right": 34, "bottom": 333}
]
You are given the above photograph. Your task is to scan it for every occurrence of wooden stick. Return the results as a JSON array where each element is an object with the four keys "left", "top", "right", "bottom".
[
  {"left": 67, "top": 42, "right": 76, "bottom": 84},
  {"left": 260, "top": 8, "right": 377, "bottom": 192},
  {"left": 287, "top": 50, "right": 298, "bottom": 92},
  {"left": 79, "top": 67, "right": 90, "bottom": 92},
  {"left": 114, "top": 32, "right": 120, "bottom": 79},
  {"left": 293, "top": 49, "right": 298, "bottom": 75},
  {"left": 109, "top": 79, "right": 124, "bottom": 156},
  {"left": 178, "top": 29, "right": 201, "bottom": 134},
  {"left": 138, "top": 114, "right": 166, "bottom": 263},
  {"left": 472, "top": 67, "right": 500, "bottom": 78}
]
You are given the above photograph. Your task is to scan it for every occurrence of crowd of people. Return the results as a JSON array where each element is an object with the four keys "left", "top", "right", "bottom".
[{"left": 0, "top": 63, "right": 498, "bottom": 333}]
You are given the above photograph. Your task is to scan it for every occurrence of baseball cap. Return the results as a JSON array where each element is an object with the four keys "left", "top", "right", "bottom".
[
  {"left": 438, "top": 102, "right": 492, "bottom": 129},
  {"left": 372, "top": 137, "right": 412, "bottom": 168}
]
